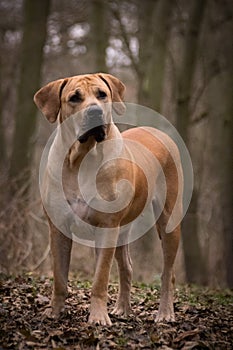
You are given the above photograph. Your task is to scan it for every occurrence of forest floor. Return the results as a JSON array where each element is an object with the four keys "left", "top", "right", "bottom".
[{"left": 0, "top": 275, "right": 232, "bottom": 349}]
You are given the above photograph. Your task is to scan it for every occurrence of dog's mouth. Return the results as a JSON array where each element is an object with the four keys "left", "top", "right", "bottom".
[
  {"left": 78, "top": 124, "right": 107, "bottom": 143},
  {"left": 78, "top": 105, "right": 107, "bottom": 144}
]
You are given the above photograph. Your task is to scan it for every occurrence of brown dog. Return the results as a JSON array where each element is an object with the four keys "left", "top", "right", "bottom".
[{"left": 34, "top": 73, "right": 183, "bottom": 325}]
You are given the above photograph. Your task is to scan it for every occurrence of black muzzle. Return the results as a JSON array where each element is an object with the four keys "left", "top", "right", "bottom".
[{"left": 78, "top": 105, "right": 107, "bottom": 143}]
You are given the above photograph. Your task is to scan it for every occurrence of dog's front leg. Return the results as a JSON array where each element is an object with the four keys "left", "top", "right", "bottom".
[
  {"left": 89, "top": 247, "right": 115, "bottom": 325},
  {"left": 112, "top": 244, "right": 132, "bottom": 316},
  {"left": 88, "top": 229, "right": 118, "bottom": 326},
  {"left": 45, "top": 222, "right": 72, "bottom": 318}
]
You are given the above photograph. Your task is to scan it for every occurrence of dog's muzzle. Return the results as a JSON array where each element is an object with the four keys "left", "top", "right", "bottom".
[{"left": 78, "top": 105, "right": 107, "bottom": 143}]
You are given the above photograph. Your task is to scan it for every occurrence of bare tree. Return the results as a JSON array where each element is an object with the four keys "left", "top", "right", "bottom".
[
  {"left": 199, "top": 0, "right": 233, "bottom": 287},
  {"left": 90, "top": 0, "right": 108, "bottom": 72},
  {"left": 175, "top": 0, "right": 207, "bottom": 284},
  {"left": 111, "top": 0, "right": 173, "bottom": 111},
  {"left": 9, "top": 0, "right": 51, "bottom": 188},
  {"left": 0, "top": 32, "right": 5, "bottom": 167},
  {"left": 137, "top": 0, "right": 174, "bottom": 112}
]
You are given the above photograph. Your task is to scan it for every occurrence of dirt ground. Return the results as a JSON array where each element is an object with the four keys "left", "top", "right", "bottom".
[{"left": 0, "top": 275, "right": 232, "bottom": 349}]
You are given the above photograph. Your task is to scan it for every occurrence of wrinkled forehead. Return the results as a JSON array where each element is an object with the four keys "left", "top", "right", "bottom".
[{"left": 62, "top": 75, "right": 108, "bottom": 96}]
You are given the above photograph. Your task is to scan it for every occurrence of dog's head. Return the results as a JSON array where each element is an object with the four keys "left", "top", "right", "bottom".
[{"left": 34, "top": 73, "right": 125, "bottom": 143}]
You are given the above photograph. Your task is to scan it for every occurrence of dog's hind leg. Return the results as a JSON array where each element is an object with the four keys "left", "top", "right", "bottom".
[
  {"left": 45, "top": 222, "right": 72, "bottom": 318},
  {"left": 156, "top": 220, "right": 180, "bottom": 322},
  {"left": 112, "top": 242, "right": 132, "bottom": 316},
  {"left": 153, "top": 154, "right": 182, "bottom": 322}
]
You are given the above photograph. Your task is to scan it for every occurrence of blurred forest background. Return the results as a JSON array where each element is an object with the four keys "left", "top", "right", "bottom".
[{"left": 0, "top": 0, "right": 232, "bottom": 288}]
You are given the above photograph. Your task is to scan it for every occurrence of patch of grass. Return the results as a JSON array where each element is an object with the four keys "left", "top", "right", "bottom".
[
  {"left": 116, "top": 336, "right": 128, "bottom": 347},
  {"left": 73, "top": 280, "right": 92, "bottom": 289},
  {"left": 175, "top": 284, "right": 233, "bottom": 308}
]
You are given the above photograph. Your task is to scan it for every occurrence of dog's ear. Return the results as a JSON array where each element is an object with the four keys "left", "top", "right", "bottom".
[
  {"left": 34, "top": 79, "right": 68, "bottom": 123},
  {"left": 98, "top": 73, "right": 126, "bottom": 115}
]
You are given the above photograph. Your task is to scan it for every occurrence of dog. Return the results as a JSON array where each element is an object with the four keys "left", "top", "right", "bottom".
[{"left": 34, "top": 73, "right": 183, "bottom": 325}]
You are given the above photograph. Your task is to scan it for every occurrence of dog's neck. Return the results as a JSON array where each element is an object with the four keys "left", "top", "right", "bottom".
[
  {"left": 47, "top": 122, "right": 123, "bottom": 186},
  {"left": 67, "top": 123, "right": 122, "bottom": 169}
]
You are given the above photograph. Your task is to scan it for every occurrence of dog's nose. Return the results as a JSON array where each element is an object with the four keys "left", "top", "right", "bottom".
[{"left": 86, "top": 105, "right": 103, "bottom": 118}]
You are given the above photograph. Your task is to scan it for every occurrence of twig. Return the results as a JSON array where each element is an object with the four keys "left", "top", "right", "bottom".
[
  {"left": 191, "top": 112, "right": 208, "bottom": 124},
  {"left": 110, "top": 5, "right": 140, "bottom": 76},
  {"left": 30, "top": 243, "right": 50, "bottom": 271},
  {"left": 28, "top": 211, "right": 48, "bottom": 225}
]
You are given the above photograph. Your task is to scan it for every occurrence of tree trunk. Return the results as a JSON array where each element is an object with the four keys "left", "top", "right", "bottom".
[
  {"left": 9, "top": 0, "right": 50, "bottom": 187},
  {"left": 200, "top": 0, "right": 233, "bottom": 287},
  {"left": 176, "top": 0, "right": 207, "bottom": 143},
  {"left": 132, "top": 0, "right": 174, "bottom": 276},
  {"left": 138, "top": 0, "right": 174, "bottom": 112},
  {"left": 90, "top": 0, "right": 107, "bottom": 72},
  {"left": 0, "top": 31, "right": 6, "bottom": 167},
  {"left": 175, "top": 0, "right": 207, "bottom": 285}
]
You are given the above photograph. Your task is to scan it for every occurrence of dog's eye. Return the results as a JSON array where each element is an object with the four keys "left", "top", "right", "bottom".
[
  {"left": 97, "top": 90, "right": 107, "bottom": 99},
  {"left": 69, "top": 92, "right": 82, "bottom": 103}
]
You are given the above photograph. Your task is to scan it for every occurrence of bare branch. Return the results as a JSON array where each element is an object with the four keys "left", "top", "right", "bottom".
[{"left": 110, "top": 6, "right": 140, "bottom": 76}]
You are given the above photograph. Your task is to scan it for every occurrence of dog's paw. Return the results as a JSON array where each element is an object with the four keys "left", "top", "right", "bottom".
[
  {"left": 88, "top": 309, "right": 112, "bottom": 326},
  {"left": 42, "top": 305, "right": 64, "bottom": 320},
  {"left": 155, "top": 310, "right": 175, "bottom": 323},
  {"left": 89, "top": 297, "right": 112, "bottom": 326},
  {"left": 42, "top": 307, "right": 58, "bottom": 320},
  {"left": 112, "top": 300, "right": 131, "bottom": 317}
]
